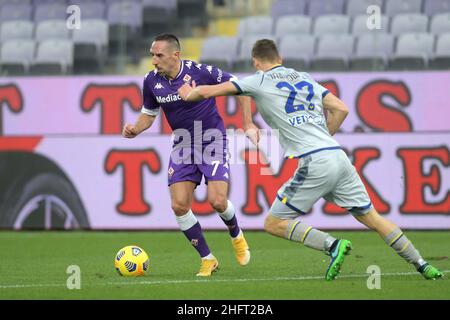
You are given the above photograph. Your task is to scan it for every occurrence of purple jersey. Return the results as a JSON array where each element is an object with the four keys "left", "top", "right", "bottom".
[{"left": 141, "top": 60, "right": 235, "bottom": 137}]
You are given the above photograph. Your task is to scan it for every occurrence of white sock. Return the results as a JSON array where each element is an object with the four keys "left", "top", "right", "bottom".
[
  {"left": 175, "top": 210, "right": 197, "bottom": 231},
  {"left": 202, "top": 253, "right": 215, "bottom": 260},
  {"left": 217, "top": 200, "right": 235, "bottom": 221}
]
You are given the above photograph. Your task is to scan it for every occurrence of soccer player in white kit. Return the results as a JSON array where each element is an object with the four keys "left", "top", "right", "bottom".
[{"left": 178, "top": 39, "right": 443, "bottom": 281}]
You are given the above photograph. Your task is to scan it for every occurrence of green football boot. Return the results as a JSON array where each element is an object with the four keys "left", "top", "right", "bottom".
[
  {"left": 325, "top": 239, "right": 352, "bottom": 281},
  {"left": 418, "top": 263, "right": 444, "bottom": 280}
]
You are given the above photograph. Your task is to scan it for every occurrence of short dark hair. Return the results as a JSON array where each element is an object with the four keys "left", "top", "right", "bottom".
[
  {"left": 153, "top": 33, "right": 180, "bottom": 51},
  {"left": 251, "top": 39, "right": 280, "bottom": 62}
]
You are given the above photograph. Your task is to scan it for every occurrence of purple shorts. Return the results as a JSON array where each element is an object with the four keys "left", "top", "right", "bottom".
[{"left": 167, "top": 140, "right": 230, "bottom": 186}]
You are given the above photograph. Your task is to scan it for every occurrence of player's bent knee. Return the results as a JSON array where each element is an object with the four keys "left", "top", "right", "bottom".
[
  {"left": 171, "top": 203, "right": 191, "bottom": 216},
  {"left": 209, "top": 196, "right": 227, "bottom": 213}
]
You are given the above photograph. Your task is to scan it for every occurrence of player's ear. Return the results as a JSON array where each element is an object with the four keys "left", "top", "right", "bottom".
[{"left": 252, "top": 57, "right": 258, "bottom": 69}]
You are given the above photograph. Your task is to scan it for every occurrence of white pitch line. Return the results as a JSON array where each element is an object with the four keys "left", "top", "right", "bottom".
[{"left": 0, "top": 270, "right": 448, "bottom": 290}]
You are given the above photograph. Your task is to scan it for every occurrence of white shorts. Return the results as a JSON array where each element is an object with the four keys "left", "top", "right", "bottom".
[{"left": 270, "top": 148, "right": 372, "bottom": 219}]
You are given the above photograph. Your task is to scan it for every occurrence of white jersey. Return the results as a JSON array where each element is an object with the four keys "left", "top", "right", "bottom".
[{"left": 231, "top": 65, "right": 340, "bottom": 158}]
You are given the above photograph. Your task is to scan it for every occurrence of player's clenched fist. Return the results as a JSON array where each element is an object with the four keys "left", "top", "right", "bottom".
[{"left": 122, "top": 123, "right": 138, "bottom": 138}]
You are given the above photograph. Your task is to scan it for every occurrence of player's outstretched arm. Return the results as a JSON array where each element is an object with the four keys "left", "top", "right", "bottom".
[
  {"left": 237, "top": 95, "right": 260, "bottom": 145},
  {"left": 178, "top": 81, "right": 239, "bottom": 101},
  {"left": 122, "top": 113, "right": 156, "bottom": 138},
  {"left": 322, "top": 93, "right": 349, "bottom": 136}
]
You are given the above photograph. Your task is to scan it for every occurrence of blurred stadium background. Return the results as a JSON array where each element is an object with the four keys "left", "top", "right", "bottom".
[
  {"left": 0, "top": 0, "right": 449, "bottom": 229},
  {"left": 0, "top": 0, "right": 449, "bottom": 300},
  {"left": 1, "top": 0, "right": 450, "bottom": 75}
]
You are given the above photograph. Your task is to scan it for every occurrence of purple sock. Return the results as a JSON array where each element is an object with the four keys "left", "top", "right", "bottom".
[
  {"left": 220, "top": 214, "right": 241, "bottom": 238},
  {"left": 182, "top": 222, "right": 211, "bottom": 258}
]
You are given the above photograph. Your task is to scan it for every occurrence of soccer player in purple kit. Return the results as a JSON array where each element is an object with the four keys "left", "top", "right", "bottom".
[{"left": 122, "top": 34, "right": 257, "bottom": 276}]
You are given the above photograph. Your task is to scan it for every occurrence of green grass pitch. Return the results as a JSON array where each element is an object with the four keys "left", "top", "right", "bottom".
[{"left": 0, "top": 231, "right": 449, "bottom": 300}]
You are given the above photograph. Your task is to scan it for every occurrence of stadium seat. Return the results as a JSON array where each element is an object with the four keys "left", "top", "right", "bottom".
[
  {"left": 2, "top": 0, "right": 31, "bottom": 5},
  {"left": 308, "top": 0, "right": 345, "bottom": 17},
  {"left": 107, "top": 1, "right": 143, "bottom": 60},
  {"left": 430, "top": 13, "right": 450, "bottom": 35},
  {"left": 238, "top": 16, "right": 273, "bottom": 36},
  {"left": 275, "top": 15, "right": 312, "bottom": 38},
  {"left": 0, "top": 39, "right": 35, "bottom": 75},
  {"left": 350, "top": 33, "right": 394, "bottom": 70},
  {"left": 0, "top": 4, "right": 32, "bottom": 22},
  {"left": 233, "top": 34, "right": 276, "bottom": 72},
  {"left": 34, "top": 3, "right": 67, "bottom": 22},
  {"left": 384, "top": 0, "right": 422, "bottom": 16},
  {"left": 390, "top": 33, "right": 435, "bottom": 70},
  {"left": 199, "top": 36, "right": 239, "bottom": 70},
  {"left": 351, "top": 14, "right": 389, "bottom": 34},
  {"left": 311, "top": 34, "right": 354, "bottom": 71},
  {"left": 30, "top": 39, "right": 74, "bottom": 75},
  {"left": 429, "top": 33, "right": 450, "bottom": 69},
  {"left": 68, "top": 0, "right": 100, "bottom": 3},
  {"left": 346, "top": 0, "right": 384, "bottom": 16},
  {"left": 180, "top": 37, "right": 203, "bottom": 61},
  {"left": 279, "top": 34, "right": 315, "bottom": 70},
  {"left": 177, "top": 0, "right": 208, "bottom": 28},
  {"left": 72, "top": 19, "right": 108, "bottom": 74},
  {"left": 0, "top": 20, "right": 33, "bottom": 41},
  {"left": 390, "top": 14, "right": 428, "bottom": 35},
  {"left": 214, "top": 18, "right": 240, "bottom": 36},
  {"left": 142, "top": 0, "right": 177, "bottom": 39},
  {"left": 35, "top": 20, "right": 71, "bottom": 41},
  {"left": 104, "top": 0, "right": 142, "bottom": 4},
  {"left": 424, "top": 0, "right": 450, "bottom": 16},
  {"left": 33, "top": 0, "right": 67, "bottom": 4},
  {"left": 270, "top": 0, "right": 308, "bottom": 20},
  {"left": 71, "top": 2, "right": 105, "bottom": 19},
  {"left": 313, "top": 14, "right": 350, "bottom": 35}
]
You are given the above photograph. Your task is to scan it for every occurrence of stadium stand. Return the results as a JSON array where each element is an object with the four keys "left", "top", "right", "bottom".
[
  {"left": 30, "top": 39, "right": 73, "bottom": 75},
  {"left": 0, "top": 20, "right": 34, "bottom": 41},
  {"left": 72, "top": 19, "right": 109, "bottom": 74},
  {"left": 424, "top": 0, "right": 450, "bottom": 16},
  {"left": 1, "top": 0, "right": 450, "bottom": 76},
  {"left": 0, "top": 39, "right": 35, "bottom": 75},
  {"left": 35, "top": 20, "right": 71, "bottom": 41},
  {"left": 351, "top": 14, "right": 390, "bottom": 34},
  {"left": 384, "top": 0, "right": 423, "bottom": 16},
  {"left": 274, "top": 15, "right": 312, "bottom": 37},
  {"left": 390, "top": 32, "right": 435, "bottom": 70},
  {"left": 34, "top": 3, "right": 67, "bottom": 22},
  {"left": 310, "top": 34, "right": 354, "bottom": 71},
  {"left": 430, "top": 13, "right": 450, "bottom": 34},
  {"left": 270, "top": 0, "right": 308, "bottom": 19},
  {"left": 346, "top": 0, "right": 384, "bottom": 16},
  {"left": 390, "top": 13, "right": 428, "bottom": 35},
  {"left": 199, "top": 35, "right": 238, "bottom": 70},
  {"left": 313, "top": 14, "right": 351, "bottom": 34},
  {"left": 0, "top": 3, "right": 33, "bottom": 22},
  {"left": 351, "top": 33, "right": 394, "bottom": 70},
  {"left": 278, "top": 34, "right": 315, "bottom": 70},
  {"left": 430, "top": 32, "right": 450, "bottom": 69},
  {"left": 308, "top": 0, "right": 346, "bottom": 17}
]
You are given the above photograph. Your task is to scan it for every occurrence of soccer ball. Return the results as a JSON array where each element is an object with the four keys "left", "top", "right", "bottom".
[{"left": 114, "top": 245, "right": 150, "bottom": 277}]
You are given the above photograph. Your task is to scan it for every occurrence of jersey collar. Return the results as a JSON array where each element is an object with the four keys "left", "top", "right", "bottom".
[
  {"left": 267, "top": 64, "right": 282, "bottom": 71},
  {"left": 165, "top": 60, "right": 184, "bottom": 83}
]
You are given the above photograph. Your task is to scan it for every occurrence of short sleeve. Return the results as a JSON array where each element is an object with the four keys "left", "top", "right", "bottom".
[
  {"left": 195, "top": 62, "right": 237, "bottom": 85},
  {"left": 230, "top": 72, "right": 264, "bottom": 96},
  {"left": 141, "top": 74, "right": 160, "bottom": 116}
]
